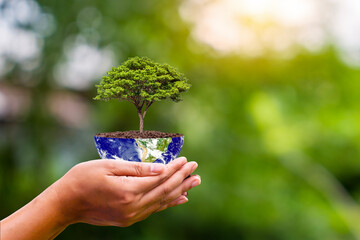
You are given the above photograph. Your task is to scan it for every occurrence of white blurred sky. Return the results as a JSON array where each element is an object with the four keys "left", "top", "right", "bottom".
[
  {"left": 180, "top": 0, "right": 360, "bottom": 65},
  {"left": 0, "top": 0, "right": 360, "bottom": 90}
]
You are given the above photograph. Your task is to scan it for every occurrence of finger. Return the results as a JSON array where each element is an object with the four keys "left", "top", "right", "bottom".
[
  {"left": 157, "top": 175, "right": 200, "bottom": 207},
  {"left": 126, "top": 157, "right": 188, "bottom": 193},
  {"left": 108, "top": 160, "right": 165, "bottom": 177},
  {"left": 139, "top": 195, "right": 188, "bottom": 220},
  {"left": 137, "top": 175, "right": 199, "bottom": 219},
  {"left": 156, "top": 195, "right": 189, "bottom": 213},
  {"left": 140, "top": 161, "right": 198, "bottom": 206}
]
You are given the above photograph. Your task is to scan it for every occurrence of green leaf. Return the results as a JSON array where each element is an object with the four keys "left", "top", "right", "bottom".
[{"left": 94, "top": 56, "right": 191, "bottom": 117}]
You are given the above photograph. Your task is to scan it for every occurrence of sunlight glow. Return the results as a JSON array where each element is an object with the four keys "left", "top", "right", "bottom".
[{"left": 180, "top": 0, "right": 360, "bottom": 65}]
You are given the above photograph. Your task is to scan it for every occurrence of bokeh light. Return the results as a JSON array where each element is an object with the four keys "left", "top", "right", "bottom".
[
  {"left": 1, "top": 0, "right": 360, "bottom": 239},
  {"left": 180, "top": 0, "right": 360, "bottom": 65}
]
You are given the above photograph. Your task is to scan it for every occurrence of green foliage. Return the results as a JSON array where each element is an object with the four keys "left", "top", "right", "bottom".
[
  {"left": 94, "top": 56, "right": 190, "bottom": 132},
  {"left": 94, "top": 56, "right": 190, "bottom": 104},
  {"left": 2, "top": 1, "right": 360, "bottom": 240}
]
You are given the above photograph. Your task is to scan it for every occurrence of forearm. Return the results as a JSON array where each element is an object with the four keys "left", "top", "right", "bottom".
[
  {"left": 0, "top": 158, "right": 200, "bottom": 239},
  {"left": 1, "top": 186, "right": 70, "bottom": 240}
]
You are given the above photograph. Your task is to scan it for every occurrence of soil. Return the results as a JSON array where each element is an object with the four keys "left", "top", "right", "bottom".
[{"left": 95, "top": 130, "right": 184, "bottom": 139}]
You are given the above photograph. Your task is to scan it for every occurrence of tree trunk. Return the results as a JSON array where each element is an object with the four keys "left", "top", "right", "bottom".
[
  {"left": 136, "top": 101, "right": 152, "bottom": 133},
  {"left": 138, "top": 112, "right": 144, "bottom": 133}
]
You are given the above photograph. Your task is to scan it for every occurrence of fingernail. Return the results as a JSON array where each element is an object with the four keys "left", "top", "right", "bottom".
[
  {"left": 191, "top": 177, "right": 201, "bottom": 188},
  {"left": 150, "top": 163, "right": 165, "bottom": 173},
  {"left": 190, "top": 161, "right": 198, "bottom": 172},
  {"left": 183, "top": 192, "right": 188, "bottom": 196},
  {"left": 177, "top": 157, "right": 187, "bottom": 163},
  {"left": 177, "top": 196, "right": 188, "bottom": 205}
]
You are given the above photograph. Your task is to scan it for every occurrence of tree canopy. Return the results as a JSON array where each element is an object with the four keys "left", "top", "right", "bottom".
[{"left": 94, "top": 57, "right": 191, "bottom": 132}]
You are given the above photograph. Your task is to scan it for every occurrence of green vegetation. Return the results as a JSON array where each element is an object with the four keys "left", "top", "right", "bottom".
[
  {"left": 94, "top": 57, "right": 190, "bottom": 132},
  {"left": 1, "top": 1, "right": 360, "bottom": 240},
  {"left": 157, "top": 138, "right": 172, "bottom": 152}
]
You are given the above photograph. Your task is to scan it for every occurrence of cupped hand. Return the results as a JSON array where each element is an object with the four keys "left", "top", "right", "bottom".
[{"left": 52, "top": 157, "right": 201, "bottom": 227}]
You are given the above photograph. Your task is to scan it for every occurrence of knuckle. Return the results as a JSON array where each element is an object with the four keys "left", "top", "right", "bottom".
[
  {"left": 163, "top": 187, "right": 170, "bottom": 196},
  {"left": 119, "top": 191, "right": 135, "bottom": 205},
  {"left": 133, "top": 163, "right": 143, "bottom": 176},
  {"left": 118, "top": 211, "right": 137, "bottom": 227},
  {"left": 162, "top": 186, "right": 171, "bottom": 196},
  {"left": 118, "top": 220, "right": 133, "bottom": 228},
  {"left": 158, "top": 173, "right": 169, "bottom": 183},
  {"left": 124, "top": 211, "right": 137, "bottom": 221},
  {"left": 159, "top": 187, "right": 172, "bottom": 205}
]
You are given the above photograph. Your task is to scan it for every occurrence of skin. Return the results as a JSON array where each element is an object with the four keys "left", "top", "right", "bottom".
[{"left": 0, "top": 157, "right": 201, "bottom": 240}]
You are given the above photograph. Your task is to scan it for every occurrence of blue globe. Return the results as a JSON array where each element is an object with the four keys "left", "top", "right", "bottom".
[{"left": 94, "top": 136, "right": 184, "bottom": 164}]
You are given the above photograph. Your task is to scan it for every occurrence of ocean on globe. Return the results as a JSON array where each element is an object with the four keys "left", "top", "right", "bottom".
[{"left": 94, "top": 136, "right": 184, "bottom": 164}]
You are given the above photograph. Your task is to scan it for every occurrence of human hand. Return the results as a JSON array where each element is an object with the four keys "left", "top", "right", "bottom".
[
  {"left": 52, "top": 157, "right": 201, "bottom": 227},
  {"left": 1, "top": 157, "right": 200, "bottom": 240}
]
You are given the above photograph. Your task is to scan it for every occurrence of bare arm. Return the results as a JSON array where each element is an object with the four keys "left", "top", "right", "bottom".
[
  {"left": 0, "top": 157, "right": 201, "bottom": 240},
  {"left": 0, "top": 186, "right": 68, "bottom": 240}
]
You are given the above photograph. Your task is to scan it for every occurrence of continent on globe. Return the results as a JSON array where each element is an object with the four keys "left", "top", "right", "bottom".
[
  {"left": 135, "top": 138, "right": 172, "bottom": 162},
  {"left": 94, "top": 136, "right": 184, "bottom": 164}
]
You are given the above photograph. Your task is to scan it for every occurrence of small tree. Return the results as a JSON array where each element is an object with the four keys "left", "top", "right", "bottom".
[{"left": 94, "top": 57, "right": 191, "bottom": 133}]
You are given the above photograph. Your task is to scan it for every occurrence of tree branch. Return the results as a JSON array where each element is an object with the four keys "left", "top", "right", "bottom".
[
  {"left": 145, "top": 101, "right": 153, "bottom": 111},
  {"left": 124, "top": 98, "right": 136, "bottom": 106},
  {"left": 142, "top": 101, "right": 153, "bottom": 119},
  {"left": 139, "top": 100, "right": 145, "bottom": 112}
]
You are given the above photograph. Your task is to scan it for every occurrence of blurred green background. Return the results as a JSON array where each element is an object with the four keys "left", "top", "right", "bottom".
[{"left": 1, "top": 0, "right": 360, "bottom": 239}]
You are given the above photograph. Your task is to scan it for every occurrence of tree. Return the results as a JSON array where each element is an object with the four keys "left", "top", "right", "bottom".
[{"left": 94, "top": 57, "right": 191, "bottom": 133}]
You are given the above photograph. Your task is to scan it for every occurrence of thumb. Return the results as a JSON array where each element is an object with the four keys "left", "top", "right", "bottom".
[{"left": 110, "top": 160, "right": 165, "bottom": 176}]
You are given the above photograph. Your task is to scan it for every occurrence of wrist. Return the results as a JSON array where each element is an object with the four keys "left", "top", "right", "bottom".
[
  {"left": 49, "top": 179, "right": 80, "bottom": 227},
  {"left": 42, "top": 185, "right": 74, "bottom": 229}
]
